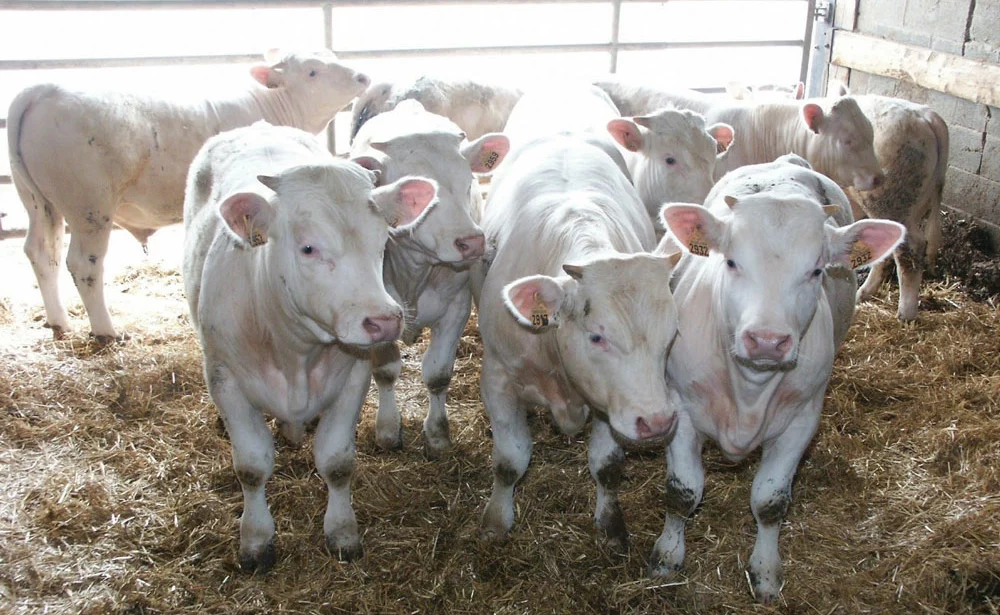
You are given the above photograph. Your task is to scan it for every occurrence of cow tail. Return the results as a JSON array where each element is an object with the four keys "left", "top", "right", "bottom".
[
  {"left": 7, "top": 84, "right": 60, "bottom": 216},
  {"left": 924, "top": 110, "right": 949, "bottom": 273}
]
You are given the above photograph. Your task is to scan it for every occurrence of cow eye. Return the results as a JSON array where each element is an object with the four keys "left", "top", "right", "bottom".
[
  {"left": 301, "top": 245, "right": 314, "bottom": 255},
  {"left": 666, "top": 157, "right": 677, "bottom": 165},
  {"left": 308, "top": 70, "right": 317, "bottom": 77},
  {"left": 589, "top": 333, "right": 604, "bottom": 345},
  {"left": 812, "top": 267, "right": 824, "bottom": 278},
  {"left": 726, "top": 259, "right": 737, "bottom": 269}
]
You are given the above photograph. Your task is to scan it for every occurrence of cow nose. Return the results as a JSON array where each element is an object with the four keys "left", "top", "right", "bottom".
[
  {"left": 454, "top": 234, "right": 485, "bottom": 260},
  {"left": 871, "top": 172, "right": 885, "bottom": 189},
  {"left": 355, "top": 73, "right": 371, "bottom": 87},
  {"left": 743, "top": 330, "right": 793, "bottom": 361},
  {"left": 635, "top": 413, "right": 676, "bottom": 440},
  {"left": 362, "top": 314, "right": 401, "bottom": 343}
]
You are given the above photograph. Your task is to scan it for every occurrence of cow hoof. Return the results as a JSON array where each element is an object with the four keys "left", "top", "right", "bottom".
[
  {"left": 326, "top": 536, "right": 364, "bottom": 562},
  {"left": 423, "top": 437, "right": 452, "bottom": 460},
  {"left": 239, "top": 540, "right": 276, "bottom": 574},
  {"left": 746, "top": 565, "right": 783, "bottom": 604},
  {"left": 477, "top": 525, "right": 510, "bottom": 542},
  {"left": 46, "top": 323, "right": 67, "bottom": 340},
  {"left": 647, "top": 553, "right": 684, "bottom": 579},
  {"left": 375, "top": 431, "right": 403, "bottom": 452}
]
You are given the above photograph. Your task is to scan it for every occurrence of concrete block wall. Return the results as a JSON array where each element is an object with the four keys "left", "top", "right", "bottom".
[{"left": 848, "top": 0, "right": 1000, "bottom": 233}]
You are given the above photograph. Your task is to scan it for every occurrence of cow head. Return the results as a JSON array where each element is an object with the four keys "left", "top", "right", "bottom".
[
  {"left": 801, "top": 96, "right": 884, "bottom": 192},
  {"left": 607, "top": 108, "right": 734, "bottom": 217},
  {"left": 662, "top": 194, "right": 903, "bottom": 373},
  {"left": 219, "top": 161, "right": 437, "bottom": 348},
  {"left": 501, "top": 253, "right": 683, "bottom": 442},
  {"left": 251, "top": 49, "right": 370, "bottom": 134},
  {"left": 352, "top": 108, "right": 510, "bottom": 265}
]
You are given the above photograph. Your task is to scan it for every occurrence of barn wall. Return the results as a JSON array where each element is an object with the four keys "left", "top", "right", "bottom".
[{"left": 833, "top": 0, "right": 1000, "bottom": 237}]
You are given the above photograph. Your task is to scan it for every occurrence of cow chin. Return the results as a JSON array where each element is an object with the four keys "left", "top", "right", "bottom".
[{"left": 732, "top": 353, "right": 798, "bottom": 373}]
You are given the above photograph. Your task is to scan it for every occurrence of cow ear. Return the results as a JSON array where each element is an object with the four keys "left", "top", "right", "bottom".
[
  {"left": 794, "top": 81, "right": 806, "bottom": 100},
  {"left": 263, "top": 48, "right": 285, "bottom": 64},
  {"left": 708, "top": 122, "right": 735, "bottom": 155},
  {"left": 463, "top": 133, "right": 511, "bottom": 174},
  {"left": 371, "top": 176, "right": 438, "bottom": 230},
  {"left": 659, "top": 203, "right": 725, "bottom": 258},
  {"left": 834, "top": 82, "right": 850, "bottom": 97},
  {"left": 219, "top": 192, "right": 274, "bottom": 248},
  {"left": 830, "top": 219, "right": 905, "bottom": 269},
  {"left": 351, "top": 155, "right": 384, "bottom": 185},
  {"left": 250, "top": 65, "right": 284, "bottom": 88},
  {"left": 725, "top": 81, "right": 751, "bottom": 100},
  {"left": 802, "top": 103, "right": 825, "bottom": 134},
  {"left": 502, "top": 274, "right": 569, "bottom": 332},
  {"left": 607, "top": 118, "right": 644, "bottom": 152}
]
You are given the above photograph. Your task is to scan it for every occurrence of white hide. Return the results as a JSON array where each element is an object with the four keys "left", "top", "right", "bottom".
[
  {"left": 350, "top": 75, "right": 523, "bottom": 142},
  {"left": 350, "top": 100, "right": 511, "bottom": 456},
  {"left": 10, "top": 50, "right": 369, "bottom": 342},
  {"left": 475, "top": 132, "right": 682, "bottom": 546},
  {"left": 651, "top": 156, "right": 905, "bottom": 603},
  {"left": 183, "top": 122, "right": 437, "bottom": 572}
]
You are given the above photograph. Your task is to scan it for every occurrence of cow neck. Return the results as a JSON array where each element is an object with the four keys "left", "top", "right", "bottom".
[
  {"left": 246, "top": 86, "right": 313, "bottom": 133},
  {"left": 382, "top": 236, "right": 438, "bottom": 302},
  {"left": 249, "top": 247, "right": 325, "bottom": 355},
  {"left": 747, "top": 103, "right": 813, "bottom": 168}
]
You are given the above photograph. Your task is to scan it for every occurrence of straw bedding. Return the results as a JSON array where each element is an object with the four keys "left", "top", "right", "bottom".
[{"left": 0, "top": 219, "right": 997, "bottom": 614}]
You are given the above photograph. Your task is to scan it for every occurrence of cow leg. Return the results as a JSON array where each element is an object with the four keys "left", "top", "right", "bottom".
[
  {"left": 421, "top": 290, "right": 472, "bottom": 459},
  {"left": 22, "top": 197, "right": 69, "bottom": 338},
  {"left": 480, "top": 352, "right": 531, "bottom": 539},
  {"left": 210, "top": 364, "right": 276, "bottom": 573},
  {"left": 372, "top": 342, "right": 403, "bottom": 451},
  {"left": 894, "top": 229, "right": 926, "bottom": 322},
  {"left": 649, "top": 411, "right": 704, "bottom": 578},
  {"left": 855, "top": 259, "right": 888, "bottom": 304},
  {"left": 65, "top": 222, "right": 116, "bottom": 343},
  {"left": 747, "top": 408, "right": 820, "bottom": 604},
  {"left": 314, "top": 359, "right": 370, "bottom": 562},
  {"left": 588, "top": 417, "right": 628, "bottom": 553}
]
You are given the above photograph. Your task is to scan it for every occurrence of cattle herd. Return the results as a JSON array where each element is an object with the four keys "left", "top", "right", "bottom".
[{"left": 7, "top": 47, "right": 953, "bottom": 604}]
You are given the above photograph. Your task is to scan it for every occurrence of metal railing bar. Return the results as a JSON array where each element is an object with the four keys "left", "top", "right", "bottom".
[
  {"left": 0, "top": 54, "right": 264, "bottom": 71},
  {"left": 0, "top": 0, "right": 809, "bottom": 9},
  {"left": 609, "top": 0, "right": 622, "bottom": 73}
]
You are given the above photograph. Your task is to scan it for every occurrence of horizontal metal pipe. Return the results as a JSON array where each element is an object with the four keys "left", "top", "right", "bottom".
[{"left": 0, "top": 0, "right": 808, "bottom": 9}]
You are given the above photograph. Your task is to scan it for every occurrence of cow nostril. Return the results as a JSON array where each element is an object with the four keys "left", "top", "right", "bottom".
[
  {"left": 362, "top": 317, "right": 381, "bottom": 335},
  {"left": 872, "top": 174, "right": 884, "bottom": 188}
]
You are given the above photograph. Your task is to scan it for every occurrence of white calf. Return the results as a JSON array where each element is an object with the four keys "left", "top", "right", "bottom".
[
  {"left": 476, "top": 132, "right": 682, "bottom": 549},
  {"left": 654, "top": 156, "right": 905, "bottom": 602},
  {"left": 10, "top": 50, "right": 368, "bottom": 342},
  {"left": 351, "top": 100, "right": 510, "bottom": 457},
  {"left": 183, "top": 122, "right": 435, "bottom": 572}
]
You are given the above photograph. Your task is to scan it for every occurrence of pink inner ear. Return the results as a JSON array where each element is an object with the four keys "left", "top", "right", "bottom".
[
  {"left": 220, "top": 193, "right": 263, "bottom": 241},
  {"left": 607, "top": 119, "right": 643, "bottom": 152},
  {"left": 802, "top": 103, "right": 824, "bottom": 133},
  {"left": 250, "top": 66, "right": 272, "bottom": 87},
  {"left": 847, "top": 221, "right": 905, "bottom": 266},
  {"left": 396, "top": 179, "right": 436, "bottom": 224},
  {"left": 508, "top": 281, "right": 543, "bottom": 320},
  {"left": 470, "top": 135, "right": 511, "bottom": 173},
  {"left": 662, "top": 206, "right": 709, "bottom": 250},
  {"left": 710, "top": 124, "right": 735, "bottom": 152}
]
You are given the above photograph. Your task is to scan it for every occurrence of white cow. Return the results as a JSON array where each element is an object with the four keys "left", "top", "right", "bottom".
[
  {"left": 653, "top": 155, "right": 905, "bottom": 603},
  {"left": 9, "top": 50, "right": 369, "bottom": 343},
  {"left": 350, "top": 75, "right": 523, "bottom": 142},
  {"left": 183, "top": 122, "right": 436, "bottom": 572},
  {"left": 726, "top": 82, "right": 950, "bottom": 322},
  {"left": 475, "top": 132, "right": 682, "bottom": 549},
  {"left": 593, "top": 78, "right": 885, "bottom": 193},
  {"left": 350, "top": 100, "right": 511, "bottom": 457},
  {"left": 502, "top": 84, "right": 734, "bottom": 227}
]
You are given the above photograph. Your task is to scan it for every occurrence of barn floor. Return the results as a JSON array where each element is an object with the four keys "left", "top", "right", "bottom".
[{"left": 1, "top": 224, "right": 999, "bottom": 615}]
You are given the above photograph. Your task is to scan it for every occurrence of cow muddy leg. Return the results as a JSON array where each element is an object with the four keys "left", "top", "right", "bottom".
[
  {"left": 894, "top": 232, "right": 926, "bottom": 322},
  {"left": 22, "top": 198, "right": 69, "bottom": 338},
  {"left": 855, "top": 259, "right": 888, "bottom": 304},
  {"left": 421, "top": 290, "right": 472, "bottom": 458},
  {"left": 66, "top": 222, "right": 116, "bottom": 343},
  {"left": 649, "top": 412, "right": 704, "bottom": 578},
  {"left": 747, "top": 409, "right": 820, "bottom": 604},
  {"left": 588, "top": 417, "right": 628, "bottom": 553},
  {"left": 211, "top": 364, "right": 276, "bottom": 573},
  {"left": 480, "top": 353, "right": 531, "bottom": 539},
  {"left": 372, "top": 342, "right": 403, "bottom": 451},
  {"left": 315, "top": 360, "right": 370, "bottom": 562}
]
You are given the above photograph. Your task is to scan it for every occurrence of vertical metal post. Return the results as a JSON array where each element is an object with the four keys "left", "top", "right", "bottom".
[
  {"left": 799, "top": 0, "right": 817, "bottom": 89},
  {"left": 323, "top": 2, "right": 337, "bottom": 154},
  {"left": 609, "top": 0, "right": 622, "bottom": 73},
  {"left": 805, "top": 0, "right": 835, "bottom": 97}
]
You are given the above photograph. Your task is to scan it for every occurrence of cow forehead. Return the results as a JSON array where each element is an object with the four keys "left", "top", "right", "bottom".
[
  {"left": 829, "top": 98, "right": 875, "bottom": 139},
  {"left": 360, "top": 108, "right": 465, "bottom": 144},
  {"left": 642, "top": 109, "right": 716, "bottom": 155},
  {"left": 276, "top": 163, "right": 384, "bottom": 236},
  {"left": 573, "top": 257, "right": 676, "bottom": 332},
  {"left": 727, "top": 196, "right": 828, "bottom": 263}
]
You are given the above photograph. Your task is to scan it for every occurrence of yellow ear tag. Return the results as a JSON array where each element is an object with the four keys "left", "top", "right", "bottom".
[
  {"left": 530, "top": 292, "right": 550, "bottom": 327},
  {"left": 246, "top": 215, "right": 267, "bottom": 247},
  {"left": 479, "top": 149, "right": 500, "bottom": 170},
  {"left": 849, "top": 240, "right": 873, "bottom": 269},
  {"left": 688, "top": 227, "right": 710, "bottom": 257}
]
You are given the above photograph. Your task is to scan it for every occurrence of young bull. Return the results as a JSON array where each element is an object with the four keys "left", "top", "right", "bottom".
[
  {"left": 475, "top": 132, "right": 683, "bottom": 549},
  {"left": 350, "top": 100, "right": 511, "bottom": 457},
  {"left": 653, "top": 155, "right": 905, "bottom": 603},
  {"left": 593, "top": 78, "right": 885, "bottom": 194},
  {"left": 351, "top": 75, "right": 523, "bottom": 143},
  {"left": 727, "top": 83, "right": 950, "bottom": 322},
  {"left": 9, "top": 50, "right": 369, "bottom": 343},
  {"left": 183, "top": 123, "right": 437, "bottom": 572}
]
